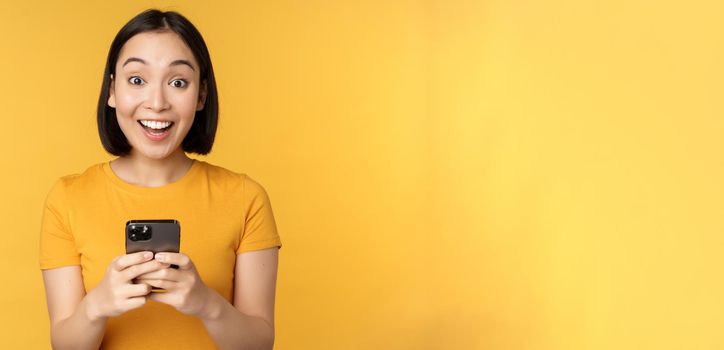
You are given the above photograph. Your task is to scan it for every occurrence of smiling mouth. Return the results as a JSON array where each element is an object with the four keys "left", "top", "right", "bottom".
[{"left": 138, "top": 120, "right": 174, "bottom": 134}]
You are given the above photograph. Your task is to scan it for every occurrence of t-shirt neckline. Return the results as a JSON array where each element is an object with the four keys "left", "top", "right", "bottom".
[{"left": 101, "top": 159, "right": 203, "bottom": 195}]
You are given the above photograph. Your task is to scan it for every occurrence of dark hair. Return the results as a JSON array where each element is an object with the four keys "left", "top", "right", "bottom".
[{"left": 97, "top": 9, "right": 218, "bottom": 156}]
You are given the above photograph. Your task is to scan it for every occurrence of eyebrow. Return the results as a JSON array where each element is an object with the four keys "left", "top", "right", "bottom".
[{"left": 122, "top": 57, "right": 196, "bottom": 71}]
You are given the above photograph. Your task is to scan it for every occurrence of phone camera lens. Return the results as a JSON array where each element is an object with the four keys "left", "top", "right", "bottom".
[
  {"left": 128, "top": 224, "right": 152, "bottom": 241},
  {"left": 140, "top": 225, "right": 152, "bottom": 240}
]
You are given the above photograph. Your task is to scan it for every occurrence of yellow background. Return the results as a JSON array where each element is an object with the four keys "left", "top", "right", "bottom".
[{"left": 1, "top": 0, "right": 722, "bottom": 349}]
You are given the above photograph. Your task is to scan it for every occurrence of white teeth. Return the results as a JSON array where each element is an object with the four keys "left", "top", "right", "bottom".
[{"left": 140, "top": 120, "right": 172, "bottom": 129}]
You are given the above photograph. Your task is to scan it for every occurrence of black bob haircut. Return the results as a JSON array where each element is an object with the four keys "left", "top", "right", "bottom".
[{"left": 97, "top": 9, "right": 218, "bottom": 156}]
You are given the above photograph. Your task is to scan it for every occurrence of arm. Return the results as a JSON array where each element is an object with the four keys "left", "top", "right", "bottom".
[
  {"left": 41, "top": 266, "right": 106, "bottom": 350},
  {"left": 201, "top": 247, "right": 279, "bottom": 350},
  {"left": 41, "top": 253, "right": 168, "bottom": 350},
  {"left": 142, "top": 248, "right": 279, "bottom": 349}
]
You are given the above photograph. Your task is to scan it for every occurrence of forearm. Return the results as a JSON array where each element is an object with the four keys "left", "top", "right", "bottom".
[
  {"left": 50, "top": 293, "right": 107, "bottom": 350},
  {"left": 201, "top": 289, "right": 274, "bottom": 350}
]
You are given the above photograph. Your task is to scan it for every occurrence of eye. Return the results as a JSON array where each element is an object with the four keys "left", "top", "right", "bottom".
[
  {"left": 128, "top": 76, "right": 145, "bottom": 85},
  {"left": 170, "top": 79, "right": 187, "bottom": 88}
]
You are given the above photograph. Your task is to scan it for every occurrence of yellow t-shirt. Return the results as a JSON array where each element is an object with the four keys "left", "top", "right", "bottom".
[{"left": 39, "top": 159, "right": 281, "bottom": 349}]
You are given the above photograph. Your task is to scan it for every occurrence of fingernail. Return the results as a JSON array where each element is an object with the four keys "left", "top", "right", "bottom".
[
  {"left": 155, "top": 253, "right": 166, "bottom": 261},
  {"left": 144, "top": 252, "right": 153, "bottom": 259}
]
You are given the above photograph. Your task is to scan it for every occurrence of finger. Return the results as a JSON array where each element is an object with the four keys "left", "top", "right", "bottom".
[
  {"left": 134, "top": 262, "right": 172, "bottom": 278},
  {"left": 122, "top": 282, "right": 152, "bottom": 298},
  {"left": 155, "top": 253, "right": 193, "bottom": 270},
  {"left": 135, "top": 267, "right": 181, "bottom": 282},
  {"left": 121, "top": 260, "right": 170, "bottom": 282},
  {"left": 144, "top": 279, "right": 178, "bottom": 291},
  {"left": 114, "top": 251, "right": 154, "bottom": 271},
  {"left": 134, "top": 269, "right": 163, "bottom": 281}
]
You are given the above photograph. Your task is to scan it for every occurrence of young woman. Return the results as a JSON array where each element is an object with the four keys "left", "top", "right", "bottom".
[{"left": 39, "top": 9, "right": 281, "bottom": 350}]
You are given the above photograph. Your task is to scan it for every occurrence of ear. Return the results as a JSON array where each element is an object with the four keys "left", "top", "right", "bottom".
[
  {"left": 196, "top": 80, "right": 208, "bottom": 111},
  {"left": 107, "top": 74, "right": 116, "bottom": 108}
]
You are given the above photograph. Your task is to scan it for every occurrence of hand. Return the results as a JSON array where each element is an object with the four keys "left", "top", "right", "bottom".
[
  {"left": 86, "top": 251, "right": 170, "bottom": 321},
  {"left": 135, "top": 253, "right": 214, "bottom": 319}
]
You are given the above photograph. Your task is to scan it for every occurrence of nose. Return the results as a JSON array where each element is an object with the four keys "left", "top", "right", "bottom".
[{"left": 145, "top": 83, "right": 170, "bottom": 112}]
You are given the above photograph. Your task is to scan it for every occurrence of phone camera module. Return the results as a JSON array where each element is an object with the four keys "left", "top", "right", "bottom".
[{"left": 128, "top": 224, "right": 152, "bottom": 241}]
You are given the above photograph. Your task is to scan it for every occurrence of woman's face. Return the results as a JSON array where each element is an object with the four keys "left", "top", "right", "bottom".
[{"left": 108, "top": 31, "right": 206, "bottom": 160}]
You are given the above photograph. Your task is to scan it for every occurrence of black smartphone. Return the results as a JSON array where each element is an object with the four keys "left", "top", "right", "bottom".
[
  {"left": 125, "top": 220, "right": 181, "bottom": 290},
  {"left": 125, "top": 219, "right": 180, "bottom": 255}
]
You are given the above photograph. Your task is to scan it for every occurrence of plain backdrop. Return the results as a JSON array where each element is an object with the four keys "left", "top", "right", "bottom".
[{"left": 1, "top": 0, "right": 723, "bottom": 349}]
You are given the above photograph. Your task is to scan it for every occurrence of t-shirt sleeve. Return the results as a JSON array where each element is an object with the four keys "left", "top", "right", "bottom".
[
  {"left": 236, "top": 175, "right": 282, "bottom": 254},
  {"left": 39, "top": 178, "right": 80, "bottom": 270}
]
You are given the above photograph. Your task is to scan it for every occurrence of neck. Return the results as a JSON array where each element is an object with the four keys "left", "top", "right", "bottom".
[{"left": 110, "top": 149, "right": 194, "bottom": 187}]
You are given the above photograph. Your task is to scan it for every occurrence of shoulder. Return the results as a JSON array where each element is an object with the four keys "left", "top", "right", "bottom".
[
  {"left": 64, "top": 163, "right": 110, "bottom": 195},
  {"left": 43, "top": 163, "right": 105, "bottom": 207},
  {"left": 198, "top": 160, "right": 245, "bottom": 180},
  {"left": 196, "top": 161, "right": 270, "bottom": 196},
  {"left": 47, "top": 163, "right": 105, "bottom": 196}
]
